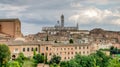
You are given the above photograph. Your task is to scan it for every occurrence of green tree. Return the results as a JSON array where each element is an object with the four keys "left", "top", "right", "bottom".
[
  {"left": 33, "top": 49, "right": 37, "bottom": 57},
  {"left": 68, "top": 59, "right": 80, "bottom": 67},
  {"left": 33, "top": 53, "right": 44, "bottom": 63},
  {"left": 108, "top": 57, "right": 120, "bottom": 67},
  {"left": 74, "top": 54, "right": 94, "bottom": 67},
  {"left": 110, "top": 46, "right": 119, "bottom": 55},
  {"left": 16, "top": 52, "right": 25, "bottom": 67},
  {"left": 0, "top": 44, "right": 11, "bottom": 66},
  {"left": 50, "top": 55, "right": 61, "bottom": 64},
  {"left": 91, "top": 50, "right": 110, "bottom": 67},
  {"left": 7, "top": 61, "right": 20, "bottom": 67},
  {"left": 69, "top": 39, "right": 74, "bottom": 44},
  {"left": 60, "top": 61, "right": 69, "bottom": 67}
]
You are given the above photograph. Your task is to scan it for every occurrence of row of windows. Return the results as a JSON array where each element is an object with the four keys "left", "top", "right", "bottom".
[
  {"left": 64, "top": 56, "right": 74, "bottom": 60},
  {"left": 49, "top": 51, "right": 89, "bottom": 56},
  {"left": 46, "top": 46, "right": 89, "bottom": 51},
  {"left": 75, "top": 46, "right": 89, "bottom": 49},
  {"left": 23, "top": 47, "right": 38, "bottom": 52}
]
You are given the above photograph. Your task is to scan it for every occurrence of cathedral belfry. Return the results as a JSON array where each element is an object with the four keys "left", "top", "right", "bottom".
[
  {"left": 61, "top": 14, "right": 64, "bottom": 27},
  {"left": 42, "top": 14, "right": 78, "bottom": 33}
]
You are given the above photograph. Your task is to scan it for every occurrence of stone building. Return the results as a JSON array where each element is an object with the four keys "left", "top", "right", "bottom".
[{"left": 0, "top": 18, "right": 22, "bottom": 39}]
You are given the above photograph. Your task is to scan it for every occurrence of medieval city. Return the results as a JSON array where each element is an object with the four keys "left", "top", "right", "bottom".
[{"left": 0, "top": 14, "right": 120, "bottom": 67}]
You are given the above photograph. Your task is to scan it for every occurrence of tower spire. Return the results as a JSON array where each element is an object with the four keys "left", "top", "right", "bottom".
[
  {"left": 61, "top": 14, "right": 64, "bottom": 27},
  {"left": 76, "top": 22, "right": 79, "bottom": 30}
]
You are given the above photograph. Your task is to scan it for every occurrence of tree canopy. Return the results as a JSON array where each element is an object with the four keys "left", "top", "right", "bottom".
[
  {"left": 33, "top": 53, "right": 44, "bottom": 63},
  {"left": 0, "top": 44, "right": 11, "bottom": 66},
  {"left": 50, "top": 55, "right": 61, "bottom": 64}
]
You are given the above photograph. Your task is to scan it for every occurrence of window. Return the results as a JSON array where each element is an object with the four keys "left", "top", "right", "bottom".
[
  {"left": 79, "top": 52, "right": 81, "bottom": 54},
  {"left": 15, "top": 48, "right": 18, "bottom": 52},
  {"left": 87, "top": 51, "right": 89, "bottom": 54},
  {"left": 83, "top": 51, "right": 85, "bottom": 54},
  {"left": 71, "top": 52, "right": 73, "bottom": 54},
  {"left": 83, "top": 46, "right": 85, "bottom": 49},
  {"left": 46, "top": 47, "right": 48, "bottom": 51},
  {"left": 64, "top": 48, "right": 66, "bottom": 50},
  {"left": 60, "top": 52, "right": 62, "bottom": 54},
  {"left": 42, "top": 53, "right": 44, "bottom": 56},
  {"left": 14, "top": 48, "right": 18, "bottom": 53},
  {"left": 31, "top": 48, "right": 34, "bottom": 51},
  {"left": 23, "top": 48, "right": 25, "bottom": 52},
  {"left": 27, "top": 48, "right": 29, "bottom": 51},
  {"left": 65, "top": 52, "right": 66, "bottom": 54},
  {"left": 87, "top": 46, "right": 89, "bottom": 49},
  {"left": 49, "top": 53, "right": 52, "bottom": 56},
  {"left": 68, "top": 52, "right": 70, "bottom": 55},
  {"left": 68, "top": 57, "right": 70, "bottom": 59},
  {"left": 79, "top": 47, "right": 81, "bottom": 49},
  {"left": 61, "top": 48, "right": 62, "bottom": 50},
  {"left": 71, "top": 48, "right": 73, "bottom": 50},
  {"left": 42, "top": 48, "right": 44, "bottom": 51},
  {"left": 75, "top": 52, "right": 77, "bottom": 54},
  {"left": 36, "top": 47, "right": 38, "bottom": 51},
  {"left": 64, "top": 57, "right": 66, "bottom": 59},
  {"left": 75, "top": 46, "right": 77, "bottom": 49}
]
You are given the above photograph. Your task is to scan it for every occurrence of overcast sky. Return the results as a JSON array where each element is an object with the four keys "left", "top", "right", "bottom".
[{"left": 0, "top": 0, "right": 120, "bottom": 35}]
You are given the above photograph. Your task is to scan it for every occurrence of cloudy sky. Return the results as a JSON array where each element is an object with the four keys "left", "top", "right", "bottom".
[{"left": 0, "top": 0, "right": 120, "bottom": 35}]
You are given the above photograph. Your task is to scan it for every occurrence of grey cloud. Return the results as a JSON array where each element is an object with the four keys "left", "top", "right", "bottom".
[{"left": 0, "top": 0, "right": 119, "bottom": 35}]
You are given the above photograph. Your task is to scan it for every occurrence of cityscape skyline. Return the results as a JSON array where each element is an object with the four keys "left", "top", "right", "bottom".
[{"left": 0, "top": 0, "right": 120, "bottom": 35}]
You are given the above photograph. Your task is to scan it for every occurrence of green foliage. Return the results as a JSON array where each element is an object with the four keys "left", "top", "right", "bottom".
[
  {"left": 50, "top": 63, "right": 60, "bottom": 67},
  {"left": 74, "top": 54, "right": 95, "bottom": 67},
  {"left": 22, "top": 60, "right": 37, "bottom": 67},
  {"left": 50, "top": 55, "right": 61, "bottom": 64},
  {"left": 18, "top": 52, "right": 25, "bottom": 60},
  {"left": 7, "top": 61, "right": 20, "bottom": 67},
  {"left": 60, "top": 61, "right": 69, "bottom": 67},
  {"left": 68, "top": 59, "right": 80, "bottom": 67},
  {"left": 33, "top": 53, "right": 44, "bottom": 63},
  {"left": 33, "top": 49, "right": 37, "bottom": 56},
  {"left": 91, "top": 50, "right": 110, "bottom": 67},
  {"left": 16, "top": 52, "right": 26, "bottom": 67},
  {"left": 0, "top": 44, "right": 11, "bottom": 66},
  {"left": 107, "top": 57, "right": 120, "bottom": 67},
  {"left": 110, "top": 46, "right": 119, "bottom": 55},
  {"left": 45, "top": 55, "right": 48, "bottom": 64},
  {"left": 69, "top": 39, "right": 74, "bottom": 44}
]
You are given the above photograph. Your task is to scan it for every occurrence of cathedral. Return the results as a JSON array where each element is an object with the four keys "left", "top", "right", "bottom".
[{"left": 42, "top": 14, "right": 79, "bottom": 35}]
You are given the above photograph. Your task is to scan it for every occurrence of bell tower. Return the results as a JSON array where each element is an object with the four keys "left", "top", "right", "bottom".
[{"left": 61, "top": 14, "right": 64, "bottom": 28}]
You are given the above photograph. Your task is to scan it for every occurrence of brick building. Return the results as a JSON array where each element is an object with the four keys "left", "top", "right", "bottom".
[
  {"left": 7, "top": 41, "right": 92, "bottom": 61},
  {"left": 0, "top": 18, "right": 22, "bottom": 39}
]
